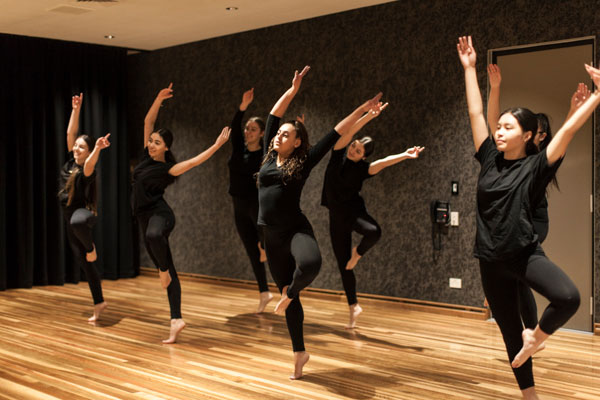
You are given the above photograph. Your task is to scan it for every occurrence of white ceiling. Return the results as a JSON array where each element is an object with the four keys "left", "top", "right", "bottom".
[{"left": 1, "top": 0, "right": 394, "bottom": 51}]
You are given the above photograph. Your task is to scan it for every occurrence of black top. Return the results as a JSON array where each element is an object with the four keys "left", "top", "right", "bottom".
[
  {"left": 257, "top": 114, "right": 339, "bottom": 227},
  {"left": 321, "top": 148, "right": 372, "bottom": 213},
  {"left": 532, "top": 196, "right": 549, "bottom": 243},
  {"left": 59, "top": 154, "right": 96, "bottom": 212},
  {"left": 131, "top": 147, "right": 176, "bottom": 214},
  {"left": 227, "top": 109, "right": 263, "bottom": 199},
  {"left": 474, "top": 137, "right": 561, "bottom": 262}
]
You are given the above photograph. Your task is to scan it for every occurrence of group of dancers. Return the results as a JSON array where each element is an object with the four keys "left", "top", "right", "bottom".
[{"left": 57, "top": 36, "right": 599, "bottom": 395}]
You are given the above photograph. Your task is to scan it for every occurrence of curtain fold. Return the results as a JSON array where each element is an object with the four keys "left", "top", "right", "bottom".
[{"left": 0, "top": 34, "right": 135, "bottom": 290}]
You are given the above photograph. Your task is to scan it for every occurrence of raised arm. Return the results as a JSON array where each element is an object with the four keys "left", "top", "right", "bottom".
[
  {"left": 270, "top": 66, "right": 310, "bottom": 118},
  {"left": 83, "top": 134, "right": 111, "bottom": 177},
  {"left": 565, "top": 82, "right": 591, "bottom": 121},
  {"left": 457, "top": 36, "right": 488, "bottom": 152},
  {"left": 67, "top": 93, "right": 83, "bottom": 151},
  {"left": 168, "top": 127, "right": 231, "bottom": 176},
  {"left": 547, "top": 64, "right": 600, "bottom": 165},
  {"left": 231, "top": 88, "right": 253, "bottom": 153},
  {"left": 333, "top": 93, "right": 383, "bottom": 144},
  {"left": 333, "top": 99, "right": 388, "bottom": 150},
  {"left": 368, "top": 146, "right": 425, "bottom": 175},
  {"left": 144, "top": 83, "right": 173, "bottom": 148},
  {"left": 487, "top": 64, "right": 502, "bottom": 129}
]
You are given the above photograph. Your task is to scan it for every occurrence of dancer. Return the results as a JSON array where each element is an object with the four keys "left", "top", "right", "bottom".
[
  {"left": 60, "top": 92, "right": 110, "bottom": 322},
  {"left": 321, "top": 102, "right": 424, "bottom": 328},
  {"left": 257, "top": 65, "right": 383, "bottom": 379},
  {"left": 487, "top": 65, "right": 591, "bottom": 337},
  {"left": 132, "top": 83, "right": 230, "bottom": 343},
  {"left": 228, "top": 88, "right": 272, "bottom": 313},
  {"left": 458, "top": 35, "right": 599, "bottom": 399}
]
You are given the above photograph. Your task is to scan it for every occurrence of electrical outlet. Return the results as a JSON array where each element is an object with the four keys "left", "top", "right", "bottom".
[
  {"left": 449, "top": 278, "right": 462, "bottom": 289},
  {"left": 450, "top": 211, "right": 459, "bottom": 226}
]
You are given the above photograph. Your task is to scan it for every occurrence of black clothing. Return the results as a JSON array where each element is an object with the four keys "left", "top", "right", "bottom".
[
  {"left": 131, "top": 148, "right": 175, "bottom": 215},
  {"left": 321, "top": 148, "right": 372, "bottom": 213},
  {"left": 258, "top": 113, "right": 339, "bottom": 352},
  {"left": 228, "top": 109, "right": 263, "bottom": 198},
  {"left": 59, "top": 155, "right": 96, "bottom": 212},
  {"left": 532, "top": 197, "right": 549, "bottom": 243},
  {"left": 480, "top": 245, "right": 579, "bottom": 389}
]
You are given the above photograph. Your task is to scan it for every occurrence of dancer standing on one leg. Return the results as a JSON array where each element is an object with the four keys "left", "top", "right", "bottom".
[
  {"left": 487, "top": 65, "right": 591, "bottom": 341},
  {"left": 60, "top": 92, "right": 110, "bottom": 322},
  {"left": 321, "top": 102, "right": 424, "bottom": 328},
  {"left": 132, "top": 83, "right": 230, "bottom": 343},
  {"left": 458, "top": 35, "right": 600, "bottom": 399},
  {"left": 257, "top": 65, "right": 384, "bottom": 379},
  {"left": 228, "top": 88, "right": 273, "bottom": 313}
]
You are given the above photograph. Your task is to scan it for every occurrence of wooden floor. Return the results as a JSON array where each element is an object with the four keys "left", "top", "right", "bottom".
[{"left": 0, "top": 271, "right": 598, "bottom": 400}]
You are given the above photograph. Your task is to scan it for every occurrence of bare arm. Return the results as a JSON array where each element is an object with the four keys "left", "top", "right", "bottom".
[
  {"left": 368, "top": 146, "right": 425, "bottom": 175},
  {"left": 546, "top": 64, "right": 600, "bottom": 165},
  {"left": 487, "top": 64, "right": 501, "bottom": 129},
  {"left": 270, "top": 66, "right": 310, "bottom": 118},
  {"left": 83, "top": 134, "right": 111, "bottom": 176},
  {"left": 565, "top": 82, "right": 591, "bottom": 120},
  {"left": 333, "top": 93, "right": 384, "bottom": 148},
  {"left": 457, "top": 36, "right": 488, "bottom": 152},
  {"left": 334, "top": 100, "right": 388, "bottom": 150},
  {"left": 144, "top": 83, "right": 173, "bottom": 148},
  {"left": 67, "top": 93, "right": 83, "bottom": 150},
  {"left": 168, "top": 127, "right": 231, "bottom": 176}
]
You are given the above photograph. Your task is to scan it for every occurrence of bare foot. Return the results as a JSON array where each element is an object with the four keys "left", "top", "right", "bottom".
[
  {"left": 88, "top": 301, "right": 107, "bottom": 322},
  {"left": 345, "top": 247, "right": 361, "bottom": 270},
  {"left": 512, "top": 328, "right": 548, "bottom": 368},
  {"left": 290, "top": 351, "right": 310, "bottom": 380},
  {"left": 534, "top": 341, "right": 546, "bottom": 355},
  {"left": 159, "top": 269, "right": 172, "bottom": 289},
  {"left": 256, "top": 291, "right": 274, "bottom": 313},
  {"left": 274, "top": 286, "right": 292, "bottom": 315},
  {"left": 162, "top": 318, "right": 186, "bottom": 344},
  {"left": 86, "top": 243, "right": 97, "bottom": 262},
  {"left": 258, "top": 242, "right": 267, "bottom": 263},
  {"left": 521, "top": 386, "right": 540, "bottom": 400},
  {"left": 345, "top": 303, "right": 363, "bottom": 329}
]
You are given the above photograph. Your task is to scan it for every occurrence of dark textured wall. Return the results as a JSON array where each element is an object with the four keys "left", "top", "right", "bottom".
[{"left": 126, "top": 0, "right": 600, "bottom": 322}]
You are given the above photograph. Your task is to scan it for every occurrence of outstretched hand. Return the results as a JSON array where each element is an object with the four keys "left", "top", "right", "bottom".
[
  {"left": 240, "top": 88, "right": 254, "bottom": 110},
  {"left": 487, "top": 64, "right": 502, "bottom": 88},
  {"left": 292, "top": 66, "right": 311, "bottom": 91},
  {"left": 296, "top": 114, "right": 306, "bottom": 124},
  {"left": 215, "top": 127, "right": 231, "bottom": 147},
  {"left": 95, "top": 133, "right": 111, "bottom": 150},
  {"left": 585, "top": 63, "right": 600, "bottom": 88},
  {"left": 457, "top": 36, "right": 476, "bottom": 69},
  {"left": 361, "top": 92, "right": 383, "bottom": 113},
  {"left": 157, "top": 83, "right": 174, "bottom": 101},
  {"left": 368, "top": 101, "right": 389, "bottom": 118},
  {"left": 72, "top": 93, "right": 83, "bottom": 110},
  {"left": 404, "top": 146, "right": 425, "bottom": 159},
  {"left": 570, "top": 82, "right": 591, "bottom": 110}
]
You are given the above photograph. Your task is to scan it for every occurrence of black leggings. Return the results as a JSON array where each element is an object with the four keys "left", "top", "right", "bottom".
[
  {"left": 63, "top": 208, "right": 104, "bottom": 305},
  {"left": 328, "top": 208, "right": 381, "bottom": 305},
  {"left": 137, "top": 204, "right": 181, "bottom": 319},
  {"left": 263, "top": 215, "right": 322, "bottom": 352},
  {"left": 479, "top": 245, "right": 580, "bottom": 390},
  {"left": 232, "top": 196, "right": 268, "bottom": 292}
]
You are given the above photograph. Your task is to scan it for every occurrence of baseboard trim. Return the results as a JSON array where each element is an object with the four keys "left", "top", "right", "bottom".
[
  {"left": 140, "top": 267, "right": 490, "bottom": 320},
  {"left": 595, "top": 323, "right": 600, "bottom": 336}
]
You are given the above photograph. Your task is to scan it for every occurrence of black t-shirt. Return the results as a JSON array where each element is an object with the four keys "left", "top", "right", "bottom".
[
  {"left": 131, "top": 147, "right": 176, "bottom": 214},
  {"left": 474, "top": 137, "right": 561, "bottom": 262},
  {"left": 58, "top": 155, "right": 96, "bottom": 212},
  {"left": 227, "top": 109, "right": 263, "bottom": 199},
  {"left": 532, "top": 196, "right": 549, "bottom": 243},
  {"left": 321, "top": 148, "right": 372, "bottom": 212},
  {"left": 257, "top": 114, "right": 339, "bottom": 227}
]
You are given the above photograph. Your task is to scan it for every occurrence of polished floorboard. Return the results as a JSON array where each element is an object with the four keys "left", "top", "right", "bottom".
[{"left": 0, "top": 270, "right": 598, "bottom": 400}]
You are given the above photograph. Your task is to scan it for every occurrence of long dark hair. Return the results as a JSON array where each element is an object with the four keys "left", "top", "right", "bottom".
[
  {"left": 259, "top": 120, "right": 310, "bottom": 184},
  {"left": 60, "top": 134, "right": 97, "bottom": 212},
  {"left": 536, "top": 113, "right": 559, "bottom": 191},
  {"left": 499, "top": 107, "right": 539, "bottom": 156},
  {"left": 358, "top": 136, "right": 375, "bottom": 157},
  {"left": 156, "top": 128, "right": 177, "bottom": 164}
]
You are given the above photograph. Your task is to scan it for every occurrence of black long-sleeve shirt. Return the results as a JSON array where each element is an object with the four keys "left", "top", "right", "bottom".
[
  {"left": 257, "top": 114, "right": 339, "bottom": 227},
  {"left": 227, "top": 109, "right": 263, "bottom": 198}
]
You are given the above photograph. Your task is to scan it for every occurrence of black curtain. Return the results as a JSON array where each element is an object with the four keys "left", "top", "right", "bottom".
[{"left": 0, "top": 34, "right": 135, "bottom": 290}]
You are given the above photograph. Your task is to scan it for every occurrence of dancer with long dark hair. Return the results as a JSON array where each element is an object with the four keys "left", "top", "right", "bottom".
[
  {"left": 61, "top": 92, "right": 110, "bottom": 322},
  {"left": 458, "top": 36, "right": 600, "bottom": 399},
  {"left": 228, "top": 88, "right": 272, "bottom": 313},
  {"left": 257, "top": 65, "right": 384, "bottom": 379},
  {"left": 321, "top": 102, "right": 424, "bottom": 328},
  {"left": 133, "top": 83, "right": 230, "bottom": 343}
]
